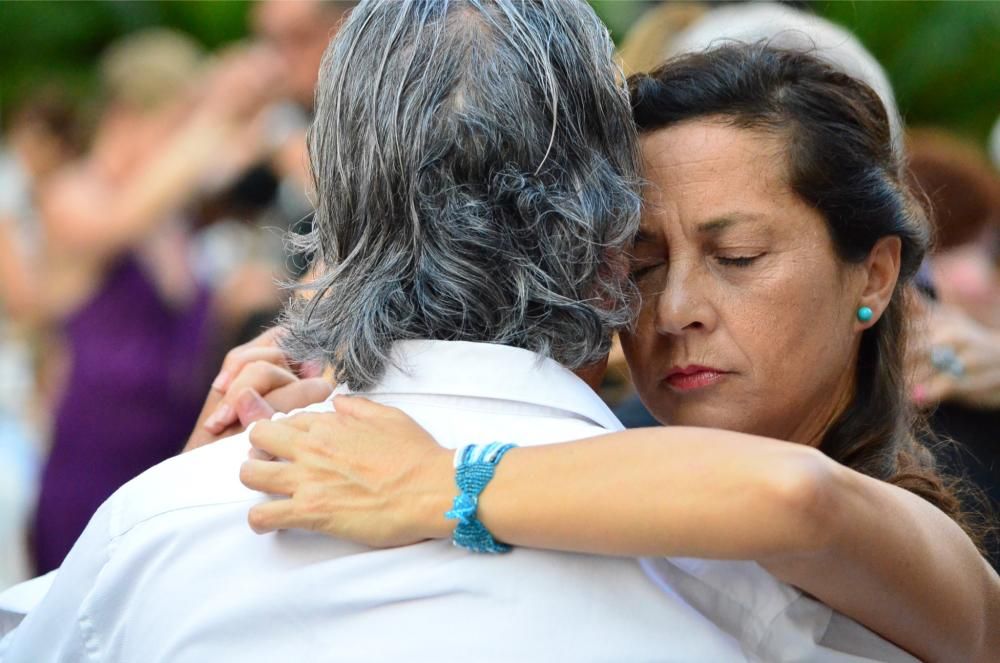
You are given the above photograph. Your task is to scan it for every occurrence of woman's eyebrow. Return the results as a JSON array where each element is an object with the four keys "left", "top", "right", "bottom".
[
  {"left": 697, "top": 217, "right": 736, "bottom": 235},
  {"left": 697, "top": 213, "right": 767, "bottom": 235}
]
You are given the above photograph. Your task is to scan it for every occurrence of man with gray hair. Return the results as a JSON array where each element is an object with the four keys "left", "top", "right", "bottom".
[
  {"left": 0, "top": 1, "right": 910, "bottom": 661},
  {"left": 281, "top": 0, "right": 639, "bottom": 389}
]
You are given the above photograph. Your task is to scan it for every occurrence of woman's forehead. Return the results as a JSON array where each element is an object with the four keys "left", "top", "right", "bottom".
[
  {"left": 640, "top": 120, "right": 787, "bottom": 184},
  {"left": 638, "top": 122, "right": 800, "bottom": 225}
]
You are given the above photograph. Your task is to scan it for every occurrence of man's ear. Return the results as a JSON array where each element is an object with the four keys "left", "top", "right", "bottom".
[{"left": 856, "top": 236, "right": 902, "bottom": 328}]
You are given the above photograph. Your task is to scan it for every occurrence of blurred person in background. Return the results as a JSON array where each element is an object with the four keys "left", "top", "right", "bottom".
[
  {"left": 195, "top": 0, "right": 356, "bottom": 292},
  {"left": 253, "top": 0, "right": 353, "bottom": 114},
  {"left": 25, "top": 28, "right": 283, "bottom": 575},
  {"left": 617, "top": 1, "right": 900, "bottom": 145},
  {"left": 905, "top": 128, "right": 1000, "bottom": 531},
  {"left": 0, "top": 88, "right": 82, "bottom": 590},
  {"left": 0, "top": 88, "right": 83, "bottom": 325},
  {"left": 183, "top": 0, "right": 355, "bottom": 439},
  {"left": 908, "top": 129, "right": 1000, "bottom": 328}
]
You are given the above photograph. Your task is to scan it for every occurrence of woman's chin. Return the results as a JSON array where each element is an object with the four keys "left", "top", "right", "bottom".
[{"left": 646, "top": 398, "right": 760, "bottom": 436}]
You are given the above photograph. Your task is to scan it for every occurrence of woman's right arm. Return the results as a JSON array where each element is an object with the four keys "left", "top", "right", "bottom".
[{"left": 241, "top": 397, "right": 1000, "bottom": 663}]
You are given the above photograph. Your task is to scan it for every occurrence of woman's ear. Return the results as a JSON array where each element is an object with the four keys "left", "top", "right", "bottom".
[{"left": 857, "top": 236, "right": 902, "bottom": 328}]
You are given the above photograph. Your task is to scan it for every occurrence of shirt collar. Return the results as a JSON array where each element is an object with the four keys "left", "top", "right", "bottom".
[{"left": 335, "top": 340, "right": 623, "bottom": 431}]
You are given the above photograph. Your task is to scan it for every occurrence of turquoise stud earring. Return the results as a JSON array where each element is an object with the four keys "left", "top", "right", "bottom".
[{"left": 857, "top": 306, "right": 873, "bottom": 323}]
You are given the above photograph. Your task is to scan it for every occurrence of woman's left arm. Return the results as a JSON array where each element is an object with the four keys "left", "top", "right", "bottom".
[
  {"left": 769, "top": 466, "right": 999, "bottom": 663},
  {"left": 241, "top": 396, "right": 999, "bottom": 663}
]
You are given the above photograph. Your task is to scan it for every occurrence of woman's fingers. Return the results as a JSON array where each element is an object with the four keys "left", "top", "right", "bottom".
[
  {"left": 249, "top": 420, "right": 301, "bottom": 460},
  {"left": 261, "top": 379, "right": 334, "bottom": 420},
  {"left": 241, "top": 404, "right": 451, "bottom": 547},
  {"left": 278, "top": 412, "right": 337, "bottom": 432},
  {"left": 233, "top": 379, "right": 334, "bottom": 429},
  {"left": 247, "top": 499, "right": 305, "bottom": 535},
  {"left": 204, "top": 361, "right": 298, "bottom": 433},
  {"left": 332, "top": 394, "right": 398, "bottom": 418},
  {"left": 240, "top": 459, "right": 297, "bottom": 496},
  {"left": 234, "top": 388, "right": 277, "bottom": 427},
  {"left": 211, "top": 326, "right": 286, "bottom": 393},
  {"left": 187, "top": 327, "right": 333, "bottom": 452},
  {"left": 213, "top": 347, "right": 290, "bottom": 394},
  {"left": 248, "top": 447, "right": 275, "bottom": 461},
  {"left": 294, "top": 360, "right": 325, "bottom": 379}
]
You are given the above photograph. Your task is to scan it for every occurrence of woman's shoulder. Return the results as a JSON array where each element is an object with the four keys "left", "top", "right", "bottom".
[{"left": 643, "top": 556, "right": 918, "bottom": 662}]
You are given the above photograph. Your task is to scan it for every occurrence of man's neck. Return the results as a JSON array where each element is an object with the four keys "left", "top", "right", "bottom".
[{"left": 573, "top": 356, "right": 609, "bottom": 392}]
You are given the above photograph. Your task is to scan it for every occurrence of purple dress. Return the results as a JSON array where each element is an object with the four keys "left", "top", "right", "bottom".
[{"left": 32, "top": 254, "right": 215, "bottom": 573}]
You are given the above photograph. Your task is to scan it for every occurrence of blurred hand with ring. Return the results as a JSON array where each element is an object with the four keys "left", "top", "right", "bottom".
[{"left": 909, "top": 302, "right": 1000, "bottom": 410}]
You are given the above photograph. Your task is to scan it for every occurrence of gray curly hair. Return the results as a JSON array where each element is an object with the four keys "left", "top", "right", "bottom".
[{"left": 282, "top": 0, "right": 641, "bottom": 390}]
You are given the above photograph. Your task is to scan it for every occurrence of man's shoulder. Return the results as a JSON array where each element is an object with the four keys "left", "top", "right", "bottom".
[
  {"left": 110, "top": 402, "right": 338, "bottom": 537},
  {"left": 107, "top": 433, "right": 258, "bottom": 538}
]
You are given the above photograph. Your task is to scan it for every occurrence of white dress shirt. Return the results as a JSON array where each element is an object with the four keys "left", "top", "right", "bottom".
[{"left": 1, "top": 341, "right": 914, "bottom": 662}]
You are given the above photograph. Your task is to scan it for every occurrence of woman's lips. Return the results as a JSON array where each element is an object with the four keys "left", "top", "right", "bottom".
[{"left": 663, "top": 365, "right": 729, "bottom": 392}]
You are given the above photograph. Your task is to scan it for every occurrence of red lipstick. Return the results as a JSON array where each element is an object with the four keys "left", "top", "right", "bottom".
[{"left": 664, "top": 365, "right": 729, "bottom": 392}]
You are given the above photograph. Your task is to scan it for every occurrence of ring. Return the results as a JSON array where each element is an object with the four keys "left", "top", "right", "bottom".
[{"left": 930, "top": 345, "right": 965, "bottom": 378}]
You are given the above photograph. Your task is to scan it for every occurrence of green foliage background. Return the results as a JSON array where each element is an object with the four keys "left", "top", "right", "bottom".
[{"left": 2, "top": 1, "right": 998, "bottom": 144}]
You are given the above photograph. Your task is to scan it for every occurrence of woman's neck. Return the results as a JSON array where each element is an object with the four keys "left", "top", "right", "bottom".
[{"left": 792, "top": 368, "right": 857, "bottom": 449}]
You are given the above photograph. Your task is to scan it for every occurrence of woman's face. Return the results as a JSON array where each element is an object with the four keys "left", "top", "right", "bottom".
[{"left": 620, "top": 120, "right": 865, "bottom": 446}]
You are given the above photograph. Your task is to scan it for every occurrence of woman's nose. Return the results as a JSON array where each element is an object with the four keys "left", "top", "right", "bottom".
[{"left": 653, "top": 265, "right": 716, "bottom": 336}]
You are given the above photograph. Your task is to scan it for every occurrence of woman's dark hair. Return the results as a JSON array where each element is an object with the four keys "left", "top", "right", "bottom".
[{"left": 629, "top": 44, "right": 987, "bottom": 549}]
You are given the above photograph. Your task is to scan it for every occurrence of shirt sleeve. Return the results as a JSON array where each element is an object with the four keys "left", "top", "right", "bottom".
[{"left": 1, "top": 497, "right": 116, "bottom": 663}]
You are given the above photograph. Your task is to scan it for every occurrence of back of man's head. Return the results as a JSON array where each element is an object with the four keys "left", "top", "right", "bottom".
[{"left": 284, "top": 0, "right": 641, "bottom": 390}]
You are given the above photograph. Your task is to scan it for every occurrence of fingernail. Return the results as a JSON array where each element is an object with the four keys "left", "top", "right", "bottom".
[
  {"left": 300, "top": 360, "right": 323, "bottom": 378},
  {"left": 212, "top": 371, "right": 231, "bottom": 392},
  {"left": 236, "top": 389, "right": 272, "bottom": 424},
  {"left": 248, "top": 448, "right": 274, "bottom": 461},
  {"left": 205, "top": 403, "right": 234, "bottom": 431},
  {"left": 912, "top": 384, "right": 926, "bottom": 405}
]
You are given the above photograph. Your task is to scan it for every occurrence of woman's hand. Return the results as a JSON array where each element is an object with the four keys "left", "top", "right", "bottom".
[
  {"left": 241, "top": 396, "right": 455, "bottom": 547},
  {"left": 184, "top": 327, "right": 331, "bottom": 452}
]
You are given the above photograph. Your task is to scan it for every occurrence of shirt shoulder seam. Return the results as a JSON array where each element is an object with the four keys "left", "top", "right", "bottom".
[{"left": 109, "top": 496, "right": 260, "bottom": 539}]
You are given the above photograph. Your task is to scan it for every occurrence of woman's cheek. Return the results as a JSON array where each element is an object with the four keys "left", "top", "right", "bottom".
[{"left": 619, "top": 327, "right": 656, "bottom": 388}]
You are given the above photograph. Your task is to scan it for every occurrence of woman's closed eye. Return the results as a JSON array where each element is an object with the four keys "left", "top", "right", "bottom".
[
  {"left": 631, "top": 261, "right": 665, "bottom": 280},
  {"left": 715, "top": 253, "right": 765, "bottom": 268}
]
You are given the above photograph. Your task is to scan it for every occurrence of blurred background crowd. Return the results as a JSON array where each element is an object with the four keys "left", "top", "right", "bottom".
[{"left": 0, "top": 0, "right": 997, "bottom": 589}]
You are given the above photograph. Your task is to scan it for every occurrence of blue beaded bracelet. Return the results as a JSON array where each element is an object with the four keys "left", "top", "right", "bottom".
[{"left": 445, "top": 442, "right": 518, "bottom": 553}]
